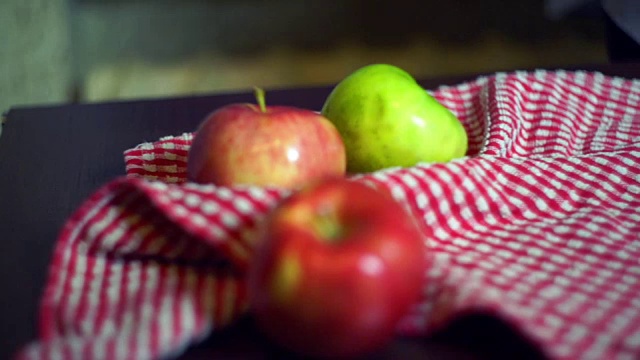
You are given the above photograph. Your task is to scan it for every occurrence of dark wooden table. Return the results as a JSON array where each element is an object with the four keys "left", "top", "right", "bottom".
[{"left": 2, "top": 63, "right": 639, "bottom": 360}]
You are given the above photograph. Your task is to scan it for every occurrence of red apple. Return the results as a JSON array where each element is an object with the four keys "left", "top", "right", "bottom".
[
  {"left": 248, "top": 178, "right": 427, "bottom": 359},
  {"left": 187, "top": 88, "right": 346, "bottom": 188}
]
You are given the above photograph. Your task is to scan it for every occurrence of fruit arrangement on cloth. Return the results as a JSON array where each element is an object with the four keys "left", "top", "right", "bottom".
[
  {"left": 20, "top": 68, "right": 640, "bottom": 360},
  {"left": 186, "top": 64, "right": 467, "bottom": 358}
]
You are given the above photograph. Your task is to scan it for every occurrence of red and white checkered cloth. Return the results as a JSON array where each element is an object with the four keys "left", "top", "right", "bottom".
[{"left": 16, "top": 70, "right": 640, "bottom": 360}]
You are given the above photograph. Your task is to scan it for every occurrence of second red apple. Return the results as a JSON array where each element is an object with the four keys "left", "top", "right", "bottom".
[{"left": 187, "top": 89, "right": 346, "bottom": 189}]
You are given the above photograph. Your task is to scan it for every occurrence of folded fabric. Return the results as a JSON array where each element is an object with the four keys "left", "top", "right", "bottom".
[{"left": 16, "top": 70, "right": 640, "bottom": 360}]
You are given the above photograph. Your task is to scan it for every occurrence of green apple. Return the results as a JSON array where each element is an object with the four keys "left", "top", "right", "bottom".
[{"left": 321, "top": 64, "right": 468, "bottom": 173}]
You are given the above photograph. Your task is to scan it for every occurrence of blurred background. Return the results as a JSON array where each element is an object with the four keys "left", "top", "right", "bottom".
[{"left": 1, "top": 0, "right": 609, "bottom": 113}]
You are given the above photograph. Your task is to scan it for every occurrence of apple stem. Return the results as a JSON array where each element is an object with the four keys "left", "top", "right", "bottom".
[
  {"left": 254, "top": 87, "right": 267, "bottom": 113},
  {"left": 315, "top": 212, "right": 343, "bottom": 243}
]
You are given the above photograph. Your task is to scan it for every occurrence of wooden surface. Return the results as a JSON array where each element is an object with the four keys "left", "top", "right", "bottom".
[{"left": 2, "top": 63, "right": 639, "bottom": 359}]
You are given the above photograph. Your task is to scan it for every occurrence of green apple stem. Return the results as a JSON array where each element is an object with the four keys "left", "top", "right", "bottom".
[{"left": 254, "top": 87, "right": 267, "bottom": 113}]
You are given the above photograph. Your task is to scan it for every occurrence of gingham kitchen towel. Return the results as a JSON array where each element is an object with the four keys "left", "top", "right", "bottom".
[{"left": 16, "top": 70, "right": 640, "bottom": 360}]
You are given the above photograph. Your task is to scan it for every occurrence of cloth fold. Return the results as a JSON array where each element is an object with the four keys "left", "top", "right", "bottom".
[{"left": 16, "top": 70, "right": 640, "bottom": 360}]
